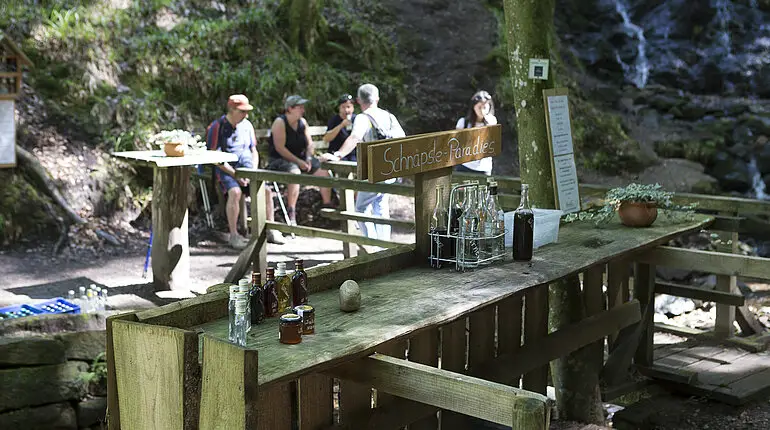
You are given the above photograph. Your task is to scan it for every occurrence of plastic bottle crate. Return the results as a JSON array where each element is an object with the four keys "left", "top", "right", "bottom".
[
  {"left": 33, "top": 298, "right": 81, "bottom": 315},
  {"left": 0, "top": 304, "right": 44, "bottom": 320}
]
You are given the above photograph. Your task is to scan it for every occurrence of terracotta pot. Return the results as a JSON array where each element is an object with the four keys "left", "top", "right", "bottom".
[
  {"left": 163, "top": 142, "right": 185, "bottom": 157},
  {"left": 617, "top": 201, "right": 658, "bottom": 227}
]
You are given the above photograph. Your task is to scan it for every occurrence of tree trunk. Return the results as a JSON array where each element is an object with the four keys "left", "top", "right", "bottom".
[{"left": 502, "top": 0, "right": 605, "bottom": 424}]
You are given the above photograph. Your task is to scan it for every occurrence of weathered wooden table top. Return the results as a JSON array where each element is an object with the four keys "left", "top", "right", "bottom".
[
  {"left": 112, "top": 150, "right": 237, "bottom": 168},
  {"left": 193, "top": 214, "right": 713, "bottom": 387}
]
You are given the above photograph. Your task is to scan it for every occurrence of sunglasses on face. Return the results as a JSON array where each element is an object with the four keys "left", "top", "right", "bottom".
[{"left": 472, "top": 92, "right": 492, "bottom": 103}]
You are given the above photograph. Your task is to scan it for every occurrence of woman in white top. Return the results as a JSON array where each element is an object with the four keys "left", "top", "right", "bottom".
[{"left": 455, "top": 90, "right": 497, "bottom": 175}]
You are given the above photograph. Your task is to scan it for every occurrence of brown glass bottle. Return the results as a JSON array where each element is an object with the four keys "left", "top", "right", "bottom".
[
  {"left": 513, "top": 184, "right": 534, "bottom": 261},
  {"left": 263, "top": 268, "right": 279, "bottom": 317},
  {"left": 250, "top": 271, "right": 265, "bottom": 324},
  {"left": 292, "top": 260, "right": 308, "bottom": 307}
]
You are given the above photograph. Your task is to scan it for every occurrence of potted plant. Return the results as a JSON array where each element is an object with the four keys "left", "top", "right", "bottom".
[
  {"left": 149, "top": 130, "right": 204, "bottom": 157},
  {"left": 565, "top": 183, "right": 696, "bottom": 227}
]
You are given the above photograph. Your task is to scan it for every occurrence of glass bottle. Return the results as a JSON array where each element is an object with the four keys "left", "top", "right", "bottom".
[
  {"left": 430, "top": 185, "right": 449, "bottom": 268},
  {"left": 100, "top": 288, "right": 109, "bottom": 311},
  {"left": 275, "top": 262, "right": 292, "bottom": 313},
  {"left": 263, "top": 268, "right": 279, "bottom": 318},
  {"left": 228, "top": 285, "right": 240, "bottom": 342},
  {"left": 238, "top": 278, "right": 251, "bottom": 332},
  {"left": 458, "top": 185, "right": 481, "bottom": 270},
  {"left": 513, "top": 184, "right": 535, "bottom": 261},
  {"left": 292, "top": 260, "right": 308, "bottom": 307},
  {"left": 250, "top": 271, "right": 265, "bottom": 325},
  {"left": 449, "top": 183, "right": 467, "bottom": 257},
  {"left": 234, "top": 296, "right": 248, "bottom": 347},
  {"left": 484, "top": 181, "right": 505, "bottom": 263}
]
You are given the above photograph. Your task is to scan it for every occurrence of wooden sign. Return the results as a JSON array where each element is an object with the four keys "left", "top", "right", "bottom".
[
  {"left": 543, "top": 88, "right": 580, "bottom": 214},
  {"left": 0, "top": 100, "right": 15, "bottom": 168},
  {"left": 364, "top": 125, "right": 502, "bottom": 183}
]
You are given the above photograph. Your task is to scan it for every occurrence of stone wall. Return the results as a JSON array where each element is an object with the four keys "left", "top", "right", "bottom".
[{"left": 0, "top": 313, "right": 109, "bottom": 430}]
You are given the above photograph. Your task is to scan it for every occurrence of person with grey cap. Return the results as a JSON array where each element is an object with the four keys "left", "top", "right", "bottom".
[
  {"left": 267, "top": 95, "right": 334, "bottom": 225},
  {"left": 326, "top": 83, "right": 405, "bottom": 241}
]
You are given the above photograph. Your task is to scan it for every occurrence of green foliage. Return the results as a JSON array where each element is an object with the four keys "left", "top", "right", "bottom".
[
  {"left": 655, "top": 139, "right": 718, "bottom": 165},
  {"left": 79, "top": 352, "right": 107, "bottom": 384},
  {"left": 2, "top": 0, "right": 406, "bottom": 151}
]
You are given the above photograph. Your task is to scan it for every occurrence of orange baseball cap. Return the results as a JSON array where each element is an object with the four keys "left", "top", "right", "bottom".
[{"left": 227, "top": 94, "right": 254, "bottom": 111}]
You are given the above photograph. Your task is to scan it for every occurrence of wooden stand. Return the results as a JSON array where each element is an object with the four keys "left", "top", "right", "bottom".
[{"left": 152, "top": 167, "right": 191, "bottom": 290}]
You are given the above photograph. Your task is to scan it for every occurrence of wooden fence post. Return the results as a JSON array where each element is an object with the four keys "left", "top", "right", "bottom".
[
  {"left": 634, "top": 262, "right": 656, "bottom": 367},
  {"left": 341, "top": 174, "right": 358, "bottom": 259},
  {"left": 523, "top": 284, "right": 549, "bottom": 395},
  {"left": 715, "top": 211, "right": 739, "bottom": 338}
]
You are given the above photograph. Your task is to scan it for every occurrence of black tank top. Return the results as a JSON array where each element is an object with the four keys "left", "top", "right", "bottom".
[{"left": 268, "top": 115, "right": 307, "bottom": 159}]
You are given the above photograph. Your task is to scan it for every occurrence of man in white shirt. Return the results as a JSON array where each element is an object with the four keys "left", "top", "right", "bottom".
[{"left": 323, "top": 83, "right": 405, "bottom": 241}]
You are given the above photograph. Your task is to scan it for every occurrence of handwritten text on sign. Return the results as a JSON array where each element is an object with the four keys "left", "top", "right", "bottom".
[{"left": 366, "top": 125, "right": 502, "bottom": 183}]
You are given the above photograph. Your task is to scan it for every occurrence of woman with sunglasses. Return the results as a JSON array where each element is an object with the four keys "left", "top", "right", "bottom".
[
  {"left": 321, "top": 94, "right": 357, "bottom": 161},
  {"left": 455, "top": 90, "right": 497, "bottom": 175}
]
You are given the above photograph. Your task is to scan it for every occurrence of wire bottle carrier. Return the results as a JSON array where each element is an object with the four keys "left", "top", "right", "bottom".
[{"left": 429, "top": 182, "right": 506, "bottom": 271}]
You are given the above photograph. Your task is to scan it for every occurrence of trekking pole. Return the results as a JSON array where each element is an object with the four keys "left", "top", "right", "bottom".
[
  {"left": 142, "top": 228, "right": 153, "bottom": 279},
  {"left": 273, "top": 181, "right": 296, "bottom": 238}
]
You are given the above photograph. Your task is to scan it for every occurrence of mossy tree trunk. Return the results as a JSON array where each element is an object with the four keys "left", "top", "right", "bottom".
[{"left": 502, "top": 0, "right": 605, "bottom": 424}]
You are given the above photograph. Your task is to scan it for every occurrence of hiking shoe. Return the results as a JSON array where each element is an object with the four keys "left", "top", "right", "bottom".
[
  {"left": 228, "top": 233, "right": 249, "bottom": 250},
  {"left": 267, "top": 230, "right": 286, "bottom": 245}
]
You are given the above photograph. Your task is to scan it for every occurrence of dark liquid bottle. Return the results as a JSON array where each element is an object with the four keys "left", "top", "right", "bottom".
[
  {"left": 448, "top": 183, "right": 467, "bottom": 259},
  {"left": 430, "top": 186, "right": 449, "bottom": 268},
  {"left": 250, "top": 271, "right": 265, "bottom": 325},
  {"left": 263, "top": 268, "right": 279, "bottom": 317},
  {"left": 513, "top": 184, "right": 534, "bottom": 261},
  {"left": 292, "top": 259, "right": 308, "bottom": 306}
]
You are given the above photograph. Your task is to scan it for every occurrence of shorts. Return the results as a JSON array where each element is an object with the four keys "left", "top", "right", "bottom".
[{"left": 267, "top": 157, "right": 321, "bottom": 175}]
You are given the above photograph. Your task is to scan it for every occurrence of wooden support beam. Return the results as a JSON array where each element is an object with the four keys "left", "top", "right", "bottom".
[
  {"left": 654, "top": 281, "right": 745, "bottom": 307},
  {"left": 715, "top": 212, "right": 739, "bottom": 338},
  {"left": 224, "top": 180, "right": 268, "bottom": 284},
  {"left": 339, "top": 173, "right": 358, "bottom": 259},
  {"left": 199, "top": 335, "right": 259, "bottom": 429},
  {"left": 523, "top": 284, "right": 549, "bottom": 395},
  {"left": 634, "top": 263, "right": 656, "bottom": 367},
  {"left": 266, "top": 221, "right": 405, "bottom": 249},
  {"left": 607, "top": 260, "right": 630, "bottom": 351},
  {"left": 135, "top": 290, "right": 228, "bottom": 329},
  {"left": 479, "top": 300, "right": 641, "bottom": 385},
  {"left": 736, "top": 305, "right": 765, "bottom": 336},
  {"left": 106, "top": 312, "right": 138, "bottom": 430},
  {"left": 237, "top": 168, "right": 415, "bottom": 196},
  {"left": 151, "top": 166, "right": 191, "bottom": 291},
  {"left": 638, "top": 246, "right": 770, "bottom": 280},
  {"left": 408, "top": 328, "right": 440, "bottom": 430},
  {"left": 653, "top": 322, "right": 707, "bottom": 338},
  {"left": 327, "top": 354, "right": 551, "bottom": 430},
  {"left": 320, "top": 208, "right": 415, "bottom": 229}
]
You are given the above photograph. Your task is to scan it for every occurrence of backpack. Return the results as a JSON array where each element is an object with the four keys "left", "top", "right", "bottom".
[{"left": 362, "top": 111, "right": 400, "bottom": 141}]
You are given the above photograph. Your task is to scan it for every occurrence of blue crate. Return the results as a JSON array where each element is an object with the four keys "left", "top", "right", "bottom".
[
  {"left": 0, "top": 304, "right": 44, "bottom": 320},
  {"left": 33, "top": 298, "right": 81, "bottom": 315}
]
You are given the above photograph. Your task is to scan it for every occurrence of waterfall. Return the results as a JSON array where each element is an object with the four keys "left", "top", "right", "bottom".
[
  {"left": 749, "top": 157, "right": 768, "bottom": 200},
  {"left": 611, "top": 0, "right": 650, "bottom": 88},
  {"left": 713, "top": 0, "right": 734, "bottom": 57}
]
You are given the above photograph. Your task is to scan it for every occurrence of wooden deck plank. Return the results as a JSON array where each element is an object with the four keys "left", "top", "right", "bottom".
[
  {"left": 656, "top": 344, "right": 726, "bottom": 369},
  {"left": 715, "top": 365, "right": 770, "bottom": 403},
  {"left": 696, "top": 352, "right": 770, "bottom": 387},
  {"left": 192, "top": 216, "right": 712, "bottom": 389}
]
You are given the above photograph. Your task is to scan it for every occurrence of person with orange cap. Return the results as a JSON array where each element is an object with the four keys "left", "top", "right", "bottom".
[{"left": 207, "top": 94, "right": 285, "bottom": 248}]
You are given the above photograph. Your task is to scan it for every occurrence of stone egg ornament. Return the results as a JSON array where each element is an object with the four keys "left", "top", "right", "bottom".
[{"left": 339, "top": 280, "right": 361, "bottom": 312}]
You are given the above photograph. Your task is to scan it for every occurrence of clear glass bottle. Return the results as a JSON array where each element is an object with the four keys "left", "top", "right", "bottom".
[
  {"left": 484, "top": 181, "right": 505, "bottom": 262},
  {"left": 67, "top": 290, "right": 76, "bottom": 302},
  {"left": 100, "top": 288, "right": 109, "bottom": 311},
  {"left": 275, "top": 262, "right": 292, "bottom": 313},
  {"left": 430, "top": 185, "right": 449, "bottom": 268},
  {"left": 234, "top": 296, "right": 248, "bottom": 347},
  {"left": 238, "top": 279, "right": 251, "bottom": 332},
  {"left": 449, "top": 182, "right": 467, "bottom": 253},
  {"left": 228, "top": 285, "right": 240, "bottom": 342},
  {"left": 513, "top": 184, "right": 535, "bottom": 261},
  {"left": 458, "top": 185, "right": 481, "bottom": 270}
]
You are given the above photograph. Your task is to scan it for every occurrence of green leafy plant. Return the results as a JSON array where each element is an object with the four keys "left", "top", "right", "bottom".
[{"left": 564, "top": 183, "right": 697, "bottom": 225}]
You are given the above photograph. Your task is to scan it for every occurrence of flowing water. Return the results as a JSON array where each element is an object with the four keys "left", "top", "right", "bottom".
[
  {"left": 611, "top": 0, "right": 650, "bottom": 88},
  {"left": 748, "top": 157, "right": 769, "bottom": 200}
]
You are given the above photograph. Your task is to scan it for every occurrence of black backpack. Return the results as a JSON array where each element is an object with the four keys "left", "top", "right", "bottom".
[{"left": 362, "top": 112, "right": 398, "bottom": 140}]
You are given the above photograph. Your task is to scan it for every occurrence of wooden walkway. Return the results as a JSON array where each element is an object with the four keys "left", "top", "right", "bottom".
[{"left": 644, "top": 340, "right": 770, "bottom": 405}]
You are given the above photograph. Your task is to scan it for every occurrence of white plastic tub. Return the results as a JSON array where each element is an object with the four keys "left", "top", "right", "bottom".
[{"left": 504, "top": 208, "right": 563, "bottom": 249}]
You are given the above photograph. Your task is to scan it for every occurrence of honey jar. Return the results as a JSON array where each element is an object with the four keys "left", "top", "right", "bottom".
[
  {"left": 279, "top": 313, "right": 302, "bottom": 344},
  {"left": 294, "top": 305, "right": 315, "bottom": 335}
]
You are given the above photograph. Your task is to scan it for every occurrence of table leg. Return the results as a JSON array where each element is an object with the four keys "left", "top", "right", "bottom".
[{"left": 152, "top": 166, "right": 190, "bottom": 291}]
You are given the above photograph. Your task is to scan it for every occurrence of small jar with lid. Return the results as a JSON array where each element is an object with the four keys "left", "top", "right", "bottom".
[
  {"left": 279, "top": 313, "right": 303, "bottom": 344},
  {"left": 293, "top": 304, "right": 315, "bottom": 335}
]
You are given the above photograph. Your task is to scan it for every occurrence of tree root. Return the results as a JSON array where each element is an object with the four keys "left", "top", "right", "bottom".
[{"left": 15, "top": 144, "right": 85, "bottom": 226}]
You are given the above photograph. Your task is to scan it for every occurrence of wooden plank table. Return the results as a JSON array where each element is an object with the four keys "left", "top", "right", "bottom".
[
  {"left": 192, "top": 215, "right": 713, "bottom": 388},
  {"left": 112, "top": 150, "right": 237, "bottom": 290}
]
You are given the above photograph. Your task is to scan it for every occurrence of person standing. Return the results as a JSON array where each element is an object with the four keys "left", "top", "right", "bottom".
[
  {"left": 455, "top": 90, "right": 497, "bottom": 175},
  {"left": 207, "top": 94, "right": 284, "bottom": 249},
  {"left": 267, "top": 95, "right": 334, "bottom": 225},
  {"left": 322, "top": 93, "right": 357, "bottom": 161},
  {"left": 328, "top": 84, "right": 405, "bottom": 241}
]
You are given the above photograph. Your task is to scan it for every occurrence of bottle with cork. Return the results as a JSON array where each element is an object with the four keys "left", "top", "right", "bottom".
[
  {"left": 275, "top": 262, "right": 292, "bottom": 313},
  {"left": 263, "top": 268, "right": 279, "bottom": 317},
  {"left": 292, "top": 259, "right": 308, "bottom": 307}
]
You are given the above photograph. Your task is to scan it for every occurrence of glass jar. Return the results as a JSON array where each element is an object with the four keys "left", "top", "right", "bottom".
[
  {"left": 294, "top": 305, "right": 315, "bottom": 335},
  {"left": 279, "top": 313, "right": 303, "bottom": 344}
]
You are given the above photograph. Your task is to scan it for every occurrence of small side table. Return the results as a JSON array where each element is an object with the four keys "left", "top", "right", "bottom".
[{"left": 112, "top": 150, "right": 238, "bottom": 290}]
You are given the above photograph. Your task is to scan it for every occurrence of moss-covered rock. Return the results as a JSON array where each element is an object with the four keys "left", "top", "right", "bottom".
[
  {"left": 0, "top": 171, "right": 56, "bottom": 244},
  {"left": 655, "top": 139, "right": 719, "bottom": 166}
]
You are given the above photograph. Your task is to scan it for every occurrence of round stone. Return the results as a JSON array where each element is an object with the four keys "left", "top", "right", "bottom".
[{"left": 339, "top": 280, "right": 361, "bottom": 312}]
